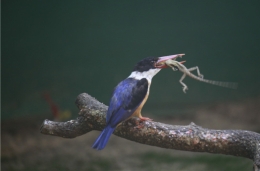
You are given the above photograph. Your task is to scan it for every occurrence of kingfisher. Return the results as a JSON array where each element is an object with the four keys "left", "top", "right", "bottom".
[{"left": 92, "top": 54, "right": 184, "bottom": 150}]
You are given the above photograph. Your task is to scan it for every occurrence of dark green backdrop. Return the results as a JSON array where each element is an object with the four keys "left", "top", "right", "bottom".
[{"left": 2, "top": 1, "right": 260, "bottom": 119}]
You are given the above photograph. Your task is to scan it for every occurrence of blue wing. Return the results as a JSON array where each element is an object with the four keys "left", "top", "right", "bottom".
[
  {"left": 92, "top": 78, "right": 148, "bottom": 150},
  {"left": 106, "top": 78, "right": 148, "bottom": 127}
]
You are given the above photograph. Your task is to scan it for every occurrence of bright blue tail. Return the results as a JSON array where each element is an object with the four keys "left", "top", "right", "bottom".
[{"left": 92, "top": 126, "right": 115, "bottom": 150}]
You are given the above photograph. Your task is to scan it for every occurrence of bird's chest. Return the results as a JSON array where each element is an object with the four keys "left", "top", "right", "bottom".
[{"left": 131, "top": 83, "right": 151, "bottom": 117}]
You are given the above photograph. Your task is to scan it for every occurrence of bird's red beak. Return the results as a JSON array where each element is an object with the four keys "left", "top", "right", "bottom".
[{"left": 155, "top": 54, "right": 185, "bottom": 68}]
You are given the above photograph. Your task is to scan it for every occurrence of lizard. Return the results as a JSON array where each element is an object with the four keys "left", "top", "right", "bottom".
[{"left": 165, "top": 58, "right": 238, "bottom": 93}]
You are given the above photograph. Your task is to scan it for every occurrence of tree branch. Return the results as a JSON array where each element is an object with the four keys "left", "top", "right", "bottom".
[{"left": 40, "top": 93, "right": 260, "bottom": 170}]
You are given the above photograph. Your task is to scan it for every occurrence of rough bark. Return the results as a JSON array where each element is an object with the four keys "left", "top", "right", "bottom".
[{"left": 41, "top": 93, "right": 260, "bottom": 170}]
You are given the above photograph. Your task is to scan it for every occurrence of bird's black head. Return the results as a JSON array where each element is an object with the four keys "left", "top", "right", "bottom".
[
  {"left": 132, "top": 57, "right": 158, "bottom": 72},
  {"left": 132, "top": 54, "right": 185, "bottom": 72}
]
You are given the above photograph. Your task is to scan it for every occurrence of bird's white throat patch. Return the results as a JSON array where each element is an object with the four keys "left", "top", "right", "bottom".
[{"left": 128, "top": 68, "right": 161, "bottom": 82}]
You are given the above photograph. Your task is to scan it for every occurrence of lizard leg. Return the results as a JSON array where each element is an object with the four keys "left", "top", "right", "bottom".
[
  {"left": 187, "top": 66, "right": 204, "bottom": 78},
  {"left": 179, "top": 74, "right": 188, "bottom": 93}
]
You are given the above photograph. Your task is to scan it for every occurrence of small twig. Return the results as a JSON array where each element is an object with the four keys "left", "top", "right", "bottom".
[{"left": 41, "top": 93, "right": 260, "bottom": 170}]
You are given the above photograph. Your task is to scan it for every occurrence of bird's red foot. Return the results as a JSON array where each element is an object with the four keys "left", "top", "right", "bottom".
[{"left": 139, "top": 117, "right": 152, "bottom": 121}]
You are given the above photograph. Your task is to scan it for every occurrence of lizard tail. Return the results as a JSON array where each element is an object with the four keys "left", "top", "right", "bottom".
[{"left": 203, "top": 79, "right": 238, "bottom": 89}]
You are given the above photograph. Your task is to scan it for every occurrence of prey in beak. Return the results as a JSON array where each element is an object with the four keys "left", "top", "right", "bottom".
[{"left": 155, "top": 54, "right": 185, "bottom": 68}]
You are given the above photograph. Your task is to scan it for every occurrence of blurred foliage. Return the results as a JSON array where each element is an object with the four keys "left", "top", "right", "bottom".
[
  {"left": 2, "top": 1, "right": 260, "bottom": 119},
  {"left": 140, "top": 152, "right": 252, "bottom": 171},
  {"left": 2, "top": 151, "right": 252, "bottom": 171}
]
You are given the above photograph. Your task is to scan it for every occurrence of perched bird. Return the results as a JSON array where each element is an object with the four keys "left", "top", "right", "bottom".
[{"left": 92, "top": 54, "right": 184, "bottom": 150}]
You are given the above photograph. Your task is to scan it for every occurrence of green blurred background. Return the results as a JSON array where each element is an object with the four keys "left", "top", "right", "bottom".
[
  {"left": 3, "top": 0, "right": 260, "bottom": 119},
  {"left": 2, "top": 1, "right": 260, "bottom": 171}
]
